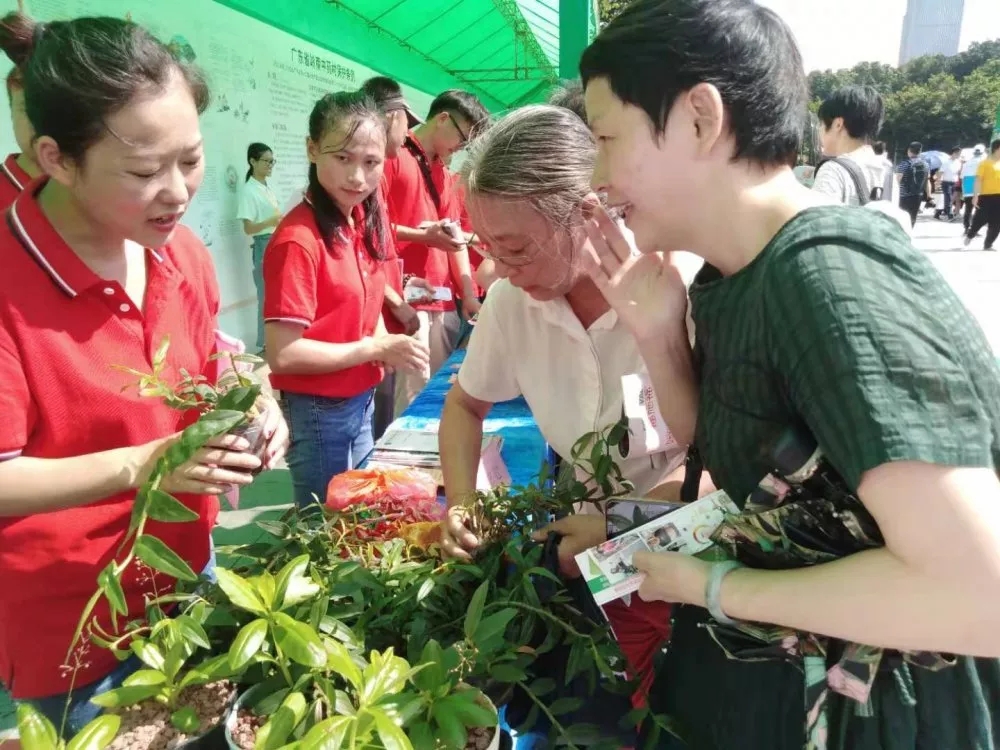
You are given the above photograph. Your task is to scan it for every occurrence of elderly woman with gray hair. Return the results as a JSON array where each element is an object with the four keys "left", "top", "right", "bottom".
[{"left": 437, "top": 104, "right": 705, "bottom": 708}]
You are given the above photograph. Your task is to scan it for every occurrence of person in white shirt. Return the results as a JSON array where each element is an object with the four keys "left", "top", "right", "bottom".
[
  {"left": 237, "top": 142, "right": 281, "bottom": 352},
  {"left": 936, "top": 147, "right": 962, "bottom": 221},
  {"left": 437, "top": 104, "right": 708, "bottom": 720},
  {"left": 439, "top": 105, "right": 706, "bottom": 552},
  {"left": 961, "top": 145, "right": 987, "bottom": 234},
  {"left": 812, "top": 86, "right": 896, "bottom": 207}
]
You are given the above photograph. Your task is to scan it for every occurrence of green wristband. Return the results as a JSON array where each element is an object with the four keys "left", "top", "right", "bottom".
[{"left": 705, "top": 559, "right": 744, "bottom": 625}]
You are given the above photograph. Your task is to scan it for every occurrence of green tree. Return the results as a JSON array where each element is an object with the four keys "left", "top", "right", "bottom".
[
  {"left": 947, "top": 40, "right": 1000, "bottom": 81},
  {"left": 598, "top": 0, "right": 633, "bottom": 25},
  {"left": 807, "top": 40, "right": 1000, "bottom": 154}
]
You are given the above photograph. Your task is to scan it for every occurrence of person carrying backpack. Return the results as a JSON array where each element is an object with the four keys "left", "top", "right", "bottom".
[
  {"left": 896, "top": 141, "right": 930, "bottom": 227},
  {"left": 813, "top": 86, "right": 896, "bottom": 208}
]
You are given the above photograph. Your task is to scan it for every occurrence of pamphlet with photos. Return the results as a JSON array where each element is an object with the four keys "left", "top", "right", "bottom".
[{"left": 575, "top": 490, "right": 739, "bottom": 605}]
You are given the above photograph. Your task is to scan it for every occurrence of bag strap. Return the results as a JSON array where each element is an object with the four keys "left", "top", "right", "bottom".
[
  {"left": 402, "top": 137, "right": 442, "bottom": 212},
  {"left": 828, "top": 157, "right": 872, "bottom": 206},
  {"left": 680, "top": 446, "right": 704, "bottom": 504}
]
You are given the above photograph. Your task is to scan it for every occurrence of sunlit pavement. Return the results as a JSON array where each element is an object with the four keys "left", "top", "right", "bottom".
[{"left": 912, "top": 209, "right": 1000, "bottom": 355}]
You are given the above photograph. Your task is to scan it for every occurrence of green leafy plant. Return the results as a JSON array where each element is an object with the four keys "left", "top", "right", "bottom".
[
  {"left": 66, "top": 338, "right": 265, "bottom": 667},
  {"left": 87, "top": 600, "right": 235, "bottom": 733},
  {"left": 15, "top": 705, "right": 119, "bottom": 750},
  {"left": 222, "top": 425, "right": 643, "bottom": 749},
  {"left": 214, "top": 556, "right": 500, "bottom": 750}
]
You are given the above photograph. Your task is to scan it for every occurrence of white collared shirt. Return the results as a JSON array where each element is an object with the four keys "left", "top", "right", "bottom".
[
  {"left": 237, "top": 178, "right": 280, "bottom": 236},
  {"left": 458, "top": 279, "right": 687, "bottom": 495}
]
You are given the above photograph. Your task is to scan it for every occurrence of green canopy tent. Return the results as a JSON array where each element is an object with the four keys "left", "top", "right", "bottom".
[{"left": 216, "top": 0, "right": 599, "bottom": 111}]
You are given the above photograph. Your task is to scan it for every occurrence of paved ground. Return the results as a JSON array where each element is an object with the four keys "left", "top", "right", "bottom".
[{"left": 911, "top": 208, "right": 1000, "bottom": 355}]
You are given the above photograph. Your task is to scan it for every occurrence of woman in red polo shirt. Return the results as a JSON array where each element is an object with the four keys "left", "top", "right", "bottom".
[
  {"left": 0, "top": 12, "right": 287, "bottom": 732},
  {"left": 0, "top": 28, "right": 40, "bottom": 207},
  {"left": 264, "top": 91, "right": 429, "bottom": 508}
]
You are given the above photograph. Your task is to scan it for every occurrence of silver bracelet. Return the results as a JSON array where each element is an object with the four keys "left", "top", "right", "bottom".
[{"left": 705, "top": 559, "right": 744, "bottom": 626}]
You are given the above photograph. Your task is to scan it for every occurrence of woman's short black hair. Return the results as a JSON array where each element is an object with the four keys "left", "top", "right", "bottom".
[
  {"left": 580, "top": 0, "right": 808, "bottom": 168},
  {"left": 0, "top": 12, "right": 209, "bottom": 163},
  {"left": 817, "top": 85, "right": 884, "bottom": 142}
]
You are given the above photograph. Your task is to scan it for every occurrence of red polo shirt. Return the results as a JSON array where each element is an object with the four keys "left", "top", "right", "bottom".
[
  {"left": 0, "top": 154, "right": 30, "bottom": 210},
  {"left": 379, "top": 183, "right": 407, "bottom": 336},
  {"left": 264, "top": 201, "right": 387, "bottom": 399},
  {"left": 0, "top": 180, "right": 221, "bottom": 699},
  {"left": 382, "top": 133, "right": 460, "bottom": 312}
]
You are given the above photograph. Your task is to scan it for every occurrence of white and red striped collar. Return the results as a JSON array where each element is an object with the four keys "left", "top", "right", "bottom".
[
  {"left": 1, "top": 154, "right": 29, "bottom": 192},
  {"left": 8, "top": 181, "right": 164, "bottom": 298}
]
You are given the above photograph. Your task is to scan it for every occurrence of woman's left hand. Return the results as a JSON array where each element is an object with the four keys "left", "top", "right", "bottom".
[
  {"left": 531, "top": 514, "right": 607, "bottom": 578},
  {"left": 632, "top": 551, "right": 712, "bottom": 607},
  {"left": 258, "top": 395, "right": 289, "bottom": 470}
]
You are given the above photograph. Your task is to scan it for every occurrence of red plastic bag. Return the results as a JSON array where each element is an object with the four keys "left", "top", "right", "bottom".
[{"left": 325, "top": 468, "right": 439, "bottom": 516}]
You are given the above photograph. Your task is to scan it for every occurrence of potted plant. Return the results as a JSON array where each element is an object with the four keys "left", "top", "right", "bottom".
[
  {"left": 86, "top": 599, "right": 238, "bottom": 750},
  {"left": 211, "top": 557, "right": 501, "bottom": 750},
  {"left": 222, "top": 427, "right": 646, "bottom": 748},
  {"left": 64, "top": 337, "right": 268, "bottom": 668}
]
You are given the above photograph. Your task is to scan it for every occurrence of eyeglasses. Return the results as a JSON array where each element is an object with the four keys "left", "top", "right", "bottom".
[
  {"left": 447, "top": 113, "right": 469, "bottom": 146},
  {"left": 258, "top": 158, "right": 276, "bottom": 165},
  {"left": 472, "top": 223, "right": 562, "bottom": 268}
]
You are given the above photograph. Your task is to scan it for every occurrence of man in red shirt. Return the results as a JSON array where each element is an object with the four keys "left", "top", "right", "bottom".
[{"left": 382, "top": 89, "right": 489, "bottom": 414}]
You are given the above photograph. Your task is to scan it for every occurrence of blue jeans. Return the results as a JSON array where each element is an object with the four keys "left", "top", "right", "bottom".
[
  {"left": 251, "top": 234, "right": 271, "bottom": 351},
  {"left": 941, "top": 181, "right": 955, "bottom": 217},
  {"left": 26, "top": 544, "right": 218, "bottom": 737},
  {"left": 281, "top": 389, "right": 375, "bottom": 508}
]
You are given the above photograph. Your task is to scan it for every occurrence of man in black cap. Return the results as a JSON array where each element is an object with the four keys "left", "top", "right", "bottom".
[{"left": 360, "top": 76, "right": 423, "bottom": 158}]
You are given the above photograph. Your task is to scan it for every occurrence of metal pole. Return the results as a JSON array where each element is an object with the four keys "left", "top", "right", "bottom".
[{"left": 559, "top": 0, "right": 591, "bottom": 80}]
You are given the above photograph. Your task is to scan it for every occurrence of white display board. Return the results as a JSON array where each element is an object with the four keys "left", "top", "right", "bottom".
[{"left": 0, "top": 0, "right": 434, "bottom": 343}]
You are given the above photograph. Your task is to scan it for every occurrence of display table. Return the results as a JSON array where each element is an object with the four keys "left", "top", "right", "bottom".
[{"left": 375, "top": 349, "right": 548, "bottom": 490}]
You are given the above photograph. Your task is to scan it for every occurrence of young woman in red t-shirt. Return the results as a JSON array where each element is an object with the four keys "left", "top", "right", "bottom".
[
  {"left": 264, "top": 91, "right": 429, "bottom": 508},
  {"left": 0, "top": 11, "right": 288, "bottom": 732}
]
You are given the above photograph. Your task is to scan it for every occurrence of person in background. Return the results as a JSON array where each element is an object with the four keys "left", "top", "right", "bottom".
[
  {"left": 964, "top": 138, "right": 1000, "bottom": 251},
  {"left": 961, "top": 144, "right": 987, "bottom": 235},
  {"left": 263, "top": 91, "right": 429, "bottom": 508},
  {"left": 0, "top": 11, "right": 287, "bottom": 732},
  {"left": 935, "top": 146, "right": 962, "bottom": 221},
  {"left": 237, "top": 142, "right": 281, "bottom": 353},
  {"left": 382, "top": 89, "right": 488, "bottom": 415},
  {"left": 895, "top": 141, "right": 930, "bottom": 226},
  {"left": 579, "top": 0, "right": 1000, "bottom": 747},
  {"left": 549, "top": 79, "right": 587, "bottom": 120},
  {"left": 812, "top": 85, "right": 895, "bottom": 206},
  {"left": 440, "top": 106, "right": 713, "bottom": 717},
  {"left": 0, "top": 25, "right": 40, "bottom": 207}
]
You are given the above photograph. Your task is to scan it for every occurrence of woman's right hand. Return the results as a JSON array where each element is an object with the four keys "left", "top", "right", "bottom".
[
  {"left": 135, "top": 433, "right": 261, "bottom": 495},
  {"left": 581, "top": 199, "right": 689, "bottom": 344},
  {"left": 441, "top": 504, "right": 480, "bottom": 561},
  {"left": 373, "top": 334, "right": 430, "bottom": 374}
]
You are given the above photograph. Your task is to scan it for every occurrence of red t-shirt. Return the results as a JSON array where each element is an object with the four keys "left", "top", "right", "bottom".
[
  {"left": 381, "top": 134, "right": 461, "bottom": 312},
  {"left": 0, "top": 180, "right": 221, "bottom": 699},
  {"left": 378, "top": 182, "right": 407, "bottom": 336},
  {"left": 0, "top": 153, "right": 30, "bottom": 210},
  {"left": 263, "top": 202, "right": 387, "bottom": 399},
  {"left": 452, "top": 182, "right": 483, "bottom": 298}
]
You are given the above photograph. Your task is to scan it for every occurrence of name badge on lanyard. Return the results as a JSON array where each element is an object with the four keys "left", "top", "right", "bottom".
[{"left": 618, "top": 371, "right": 678, "bottom": 459}]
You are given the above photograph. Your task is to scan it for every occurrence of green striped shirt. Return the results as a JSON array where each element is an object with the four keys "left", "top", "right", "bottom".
[{"left": 645, "top": 206, "right": 1000, "bottom": 750}]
